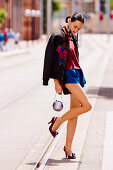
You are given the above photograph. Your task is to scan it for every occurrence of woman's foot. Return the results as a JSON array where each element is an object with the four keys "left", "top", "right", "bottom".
[
  {"left": 63, "top": 146, "right": 76, "bottom": 159},
  {"left": 52, "top": 117, "right": 61, "bottom": 132},
  {"left": 48, "top": 117, "right": 59, "bottom": 138},
  {"left": 64, "top": 146, "right": 72, "bottom": 155}
]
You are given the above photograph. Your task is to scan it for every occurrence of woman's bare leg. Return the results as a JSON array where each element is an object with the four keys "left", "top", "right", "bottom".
[
  {"left": 65, "top": 94, "right": 80, "bottom": 155},
  {"left": 52, "top": 83, "right": 92, "bottom": 132}
]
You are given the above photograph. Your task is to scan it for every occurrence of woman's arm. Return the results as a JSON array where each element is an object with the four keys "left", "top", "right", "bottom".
[{"left": 54, "top": 79, "right": 63, "bottom": 94}]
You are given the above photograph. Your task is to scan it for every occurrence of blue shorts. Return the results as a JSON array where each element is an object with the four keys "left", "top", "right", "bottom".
[
  {"left": 64, "top": 68, "right": 86, "bottom": 88},
  {"left": 60, "top": 68, "right": 86, "bottom": 95}
]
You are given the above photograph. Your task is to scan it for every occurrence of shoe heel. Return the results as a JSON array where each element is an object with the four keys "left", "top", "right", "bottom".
[
  {"left": 63, "top": 146, "right": 76, "bottom": 159},
  {"left": 63, "top": 146, "right": 67, "bottom": 158},
  {"left": 48, "top": 120, "right": 52, "bottom": 124},
  {"left": 48, "top": 117, "right": 58, "bottom": 138}
]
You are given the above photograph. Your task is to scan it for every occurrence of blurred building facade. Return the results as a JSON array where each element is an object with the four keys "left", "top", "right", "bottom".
[
  {"left": 52, "top": 0, "right": 113, "bottom": 34},
  {"left": 82, "top": 0, "right": 95, "bottom": 13},
  {"left": 52, "top": 0, "right": 71, "bottom": 33},
  {"left": 66, "top": 0, "right": 95, "bottom": 14},
  {"left": 0, "top": 0, "right": 42, "bottom": 40}
]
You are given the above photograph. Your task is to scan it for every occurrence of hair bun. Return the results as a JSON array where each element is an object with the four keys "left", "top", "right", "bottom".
[{"left": 65, "top": 16, "right": 71, "bottom": 23}]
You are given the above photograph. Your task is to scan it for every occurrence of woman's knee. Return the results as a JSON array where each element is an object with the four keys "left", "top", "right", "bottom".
[{"left": 84, "top": 102, "right": 92, "bottom": 112}]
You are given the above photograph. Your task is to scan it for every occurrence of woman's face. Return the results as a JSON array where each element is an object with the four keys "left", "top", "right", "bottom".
[{"left": 69, "top": 20, "right": 83, "bottom": 34}]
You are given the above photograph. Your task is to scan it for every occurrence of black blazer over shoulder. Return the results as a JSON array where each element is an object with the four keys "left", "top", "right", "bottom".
[{"left": 42, "top": 27, "right": 78, "bottom": 86}]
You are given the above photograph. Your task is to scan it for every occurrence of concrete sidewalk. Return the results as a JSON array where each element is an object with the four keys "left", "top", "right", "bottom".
[
  {"left": 0, "top": 35, "right": 47, "bottom": 57},
  {"left": 0, "top": 35, "right": 47, "bottom": 70},
  {"left": 42, "top": 35, "right": 113, "bottom": 170}
]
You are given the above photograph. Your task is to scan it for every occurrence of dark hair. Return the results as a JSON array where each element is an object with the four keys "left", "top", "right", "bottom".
[{"left": 65, "top": 13, "right": 84, "bottom": 24}]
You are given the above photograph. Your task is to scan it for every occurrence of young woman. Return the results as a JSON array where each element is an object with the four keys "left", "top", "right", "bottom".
[{"left": 43, "top": 13, "right": 92, "bottom": 159}]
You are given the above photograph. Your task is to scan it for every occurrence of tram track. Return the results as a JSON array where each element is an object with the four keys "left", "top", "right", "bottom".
[{"left": 0, "top": 54, "right": 43, "bottom": 111}]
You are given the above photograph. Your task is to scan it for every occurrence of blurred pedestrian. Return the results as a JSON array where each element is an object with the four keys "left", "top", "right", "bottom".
[
  {"left": 43, "top": 13, "right": 92, "bottom": 159},
  {"left": 2, "top": 28, "right": 8, "bottom": 44},
  {"left": 15, "top": 32, "right": 21, "bottom": 49},
  {"left": 0, "top": 29, "right": 5, "bottom": 52},
  {"left": 2, "top": 28, "right": 8, "bottom": 51},
  {"left": 7, "top": 28, "right": 16, "bottom": 50}
]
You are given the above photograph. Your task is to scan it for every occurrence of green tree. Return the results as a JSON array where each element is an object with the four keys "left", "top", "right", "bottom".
[
  {"left": 43, "top": 0, "right": 62, "bottom": 33},
  {"left": 52, "top": 0, "right": 62, "bottom": 16},
  {"left": 110, "top": 0, "right": 113, "bottom": 10},
  {"left": 0, "top": 8, "right": 7, "bottom": 27}
]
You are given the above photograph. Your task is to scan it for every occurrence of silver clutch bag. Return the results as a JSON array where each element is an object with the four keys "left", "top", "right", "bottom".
[{"left": 52, "top": 93, "right": 63, "bottom": 111}]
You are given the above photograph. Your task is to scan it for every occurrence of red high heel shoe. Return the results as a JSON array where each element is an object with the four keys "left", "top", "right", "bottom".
[
  {"left": 63, "top": 146, "right": 76, "bottom": 159},
  {"left": 48, "top": 117, "right": 58, "bottom": 138}
]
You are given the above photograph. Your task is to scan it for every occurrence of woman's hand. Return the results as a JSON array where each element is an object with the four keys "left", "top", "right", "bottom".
[{"left": 54, "top": 79, "right": 63, "bottom": 94}]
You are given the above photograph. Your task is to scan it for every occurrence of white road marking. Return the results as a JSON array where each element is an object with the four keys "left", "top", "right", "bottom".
[
  {"left": 37, "top": 122, "right": 67, "bottom": 170},
  {"left": 102, "top": 111, "right": 113, "bottom": 170}
]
